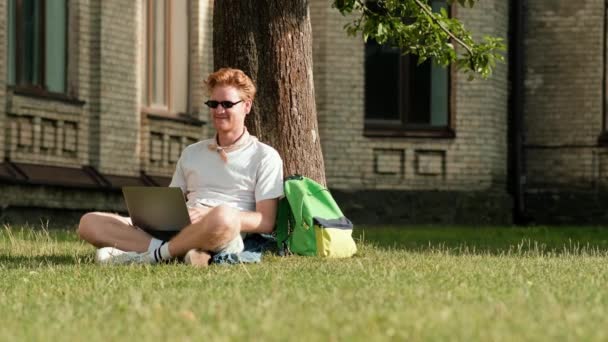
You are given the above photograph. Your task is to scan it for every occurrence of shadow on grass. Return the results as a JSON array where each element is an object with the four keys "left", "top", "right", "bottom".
[
  {"left": 0, "top": 254, "right": 89, "bottom": 269},
  {"left": 355, "top": 225, "right": 608, "bottom": 255}
]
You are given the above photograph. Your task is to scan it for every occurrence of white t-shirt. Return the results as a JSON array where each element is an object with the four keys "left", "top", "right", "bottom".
[{"left": 169, "top": 138, "right": 284, "bottom": 212}]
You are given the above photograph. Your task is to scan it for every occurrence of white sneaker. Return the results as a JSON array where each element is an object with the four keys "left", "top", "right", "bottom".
[
  {"left": 96, "top": 247, "right": 152, "bottom": 265},
  {"left": 95, "top": 247, "right": 127, "bottom": 263}
]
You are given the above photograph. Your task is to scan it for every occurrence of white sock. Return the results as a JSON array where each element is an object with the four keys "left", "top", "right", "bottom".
[
  {"left": 148, "top": 238, "right": 165, "bottom": 253},
  {"left": 151, "top": 242, "right": 172, "bottom": 263}
]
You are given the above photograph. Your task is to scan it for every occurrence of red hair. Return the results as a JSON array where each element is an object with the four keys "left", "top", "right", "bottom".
[{"left": 205, "top": 68, "right": 257, "bottom": 101}]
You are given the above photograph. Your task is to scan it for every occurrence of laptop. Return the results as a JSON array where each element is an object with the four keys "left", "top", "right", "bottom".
[{"left": 122, "top": 186, "right": 191, "bottom": 241}]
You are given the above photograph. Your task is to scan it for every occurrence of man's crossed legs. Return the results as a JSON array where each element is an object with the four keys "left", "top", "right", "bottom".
[{"left": 77, "top": 205, "right": 243, "bottom": 266}]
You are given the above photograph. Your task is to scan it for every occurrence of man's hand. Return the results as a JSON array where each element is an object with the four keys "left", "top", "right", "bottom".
[{"left": 188, "top": 207, "right": 210, "bottom": 224}]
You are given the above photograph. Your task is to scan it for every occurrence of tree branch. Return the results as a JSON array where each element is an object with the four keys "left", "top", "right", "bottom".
[{"left": 412, "top": 0, "right": 473, "bottom": 55}]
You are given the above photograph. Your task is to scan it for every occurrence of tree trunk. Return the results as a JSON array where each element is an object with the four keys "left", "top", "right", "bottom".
[{"left": 213, "top": 0, "right": 326, "bottom": 185}]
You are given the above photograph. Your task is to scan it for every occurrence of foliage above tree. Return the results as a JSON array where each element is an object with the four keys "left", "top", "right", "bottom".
[{"left": 333, "top": 0, "right": 505, "bottom": 79}]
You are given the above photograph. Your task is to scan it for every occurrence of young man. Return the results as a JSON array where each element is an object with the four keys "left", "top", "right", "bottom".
[{"left": 77, "top": 68, "right": 284, "bottom": 265}]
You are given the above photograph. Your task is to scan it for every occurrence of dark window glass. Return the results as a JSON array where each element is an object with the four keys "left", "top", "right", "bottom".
[
  {"left": 22, "top": 0, "right": 42, "bottom": 86},
  {"left": 365, "top": 40, "right": 400, "bottom": 121},
  {"left": 409, "top": 57, "right": 432, "bottom": 125},
  {"left": 8, "top": 0, "right": 67, "bottom": 94},
  {"left": 364, "top": 0, "right": 451, "bottom": 135}
]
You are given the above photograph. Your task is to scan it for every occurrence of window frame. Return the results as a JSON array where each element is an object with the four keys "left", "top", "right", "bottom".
[
  {"left": 141, "top": 0, "right": 190, "bottom": 117},
  {"left": 363, "top": 62, "right": 456, "bottom": 138},
  {"left": 363, "top": 2, "right": 456, "bottom": 139},
  {"left": 10, "top": 0, "right": 69, "bottom": 99}
]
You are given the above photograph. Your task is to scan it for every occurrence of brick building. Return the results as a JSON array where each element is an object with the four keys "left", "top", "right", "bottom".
[{"left": 0, "top": 0, "right": 605, "bottom": 227}]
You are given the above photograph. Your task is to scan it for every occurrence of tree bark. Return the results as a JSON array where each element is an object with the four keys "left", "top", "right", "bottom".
[{"left": 213, "top": 0, "right": 326, "bottom": 185}]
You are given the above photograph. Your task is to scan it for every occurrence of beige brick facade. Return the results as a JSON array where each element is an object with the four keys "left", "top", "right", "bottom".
[
  {"left": 189, "top": 0, "right": 214, "bottom": 123},
  {"left": 521, "top": 0, "right": 608, "bottom": 223},
  {"left": 525, "top": 0, "right": 606, "bottom": 188},
  {"left": 312, "top": 0, "right": 509, "bottom": 192},
  {"left": 0, "top": 0, "right": 6, "bottom": 163},
  {"left": 2, "top": 0, "right": 605, "bottom": 225},
  {"left": 96, "top": 0, "right": 140, "bottom": 176},
  {"left": 0, "top": 0, "right": 210, "bottom": 214}
]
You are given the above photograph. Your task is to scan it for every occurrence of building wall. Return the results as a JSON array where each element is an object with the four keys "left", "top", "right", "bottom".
[
  {"left": 96, "top": 0, "right": 140, "bottom": 176},
  {"left": 456, "top": 1, "right": 510, "bottom": 190},
  {"left": 190, "top": 0, "right": 214, "bottom": 126},
  {"left": 312, "top": 0, "right": 509, "bottom": 191},
  {"left": 523, "top": 0, "right": 608, "bottom": 223},
  {"left": 0, "top": 0, "right": 208, "bottom": 221},
  {"left": 139, "top": 0, "right": 209, "bottom": 178},
  {"left": 3, "top": 0, "right": 90, "bottom": 169},
  {"left": 0, "top": 0, "right": 6, "bottom": 162},
  {"left": 524, "top": 0, "right": 604, "bottom": 188},
  {"left": 0, "top": 0, "right": 514, "bottom": 226},
  {"left": 310, "top": 0, "right": 512, "bottom": 223},
  {"left": 9, "top": 1, "right": 607, "bottom": 225},
  {"left": 86, "top": 0, "right": 101, "bottom": 169}
]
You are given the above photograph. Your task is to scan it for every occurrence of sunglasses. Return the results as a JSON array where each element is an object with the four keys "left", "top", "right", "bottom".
[{"left": 204, "top": 100, "right": 243, "bottom": 109}]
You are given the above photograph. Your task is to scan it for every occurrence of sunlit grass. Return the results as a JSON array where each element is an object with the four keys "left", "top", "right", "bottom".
[{"left": 2, "top": 224, "right": 608, "bottom": 341}]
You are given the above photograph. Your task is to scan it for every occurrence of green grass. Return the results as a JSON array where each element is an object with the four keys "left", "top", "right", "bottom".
[{"left": 2, "top": 225, "right": 608, "bottom": 341}]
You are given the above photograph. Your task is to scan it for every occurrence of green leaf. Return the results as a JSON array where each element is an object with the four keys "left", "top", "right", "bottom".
[
  {"left": 333, "top": 0, "right": 356, "bottom": 13},
  {"left": 334, "top": 0, "right": 505, "bottom": 79}
]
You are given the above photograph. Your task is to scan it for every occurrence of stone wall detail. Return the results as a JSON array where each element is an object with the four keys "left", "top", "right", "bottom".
[
  {"left": 373, "top": 149, "right": 404, "bottom": 176},
  {"left": 142, "top": 115, "right": 203, "bottom": 176},
  {"left": 5, "top": 95, "right": 86, "bottom": 168},
  {"left": 415, "top": 150, "right": 445, "bottom": 177},
  {"left": 8, "top": 115, "right": 78, "bottom": 158}
]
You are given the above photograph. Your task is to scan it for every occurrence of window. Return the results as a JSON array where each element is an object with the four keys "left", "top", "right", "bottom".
[
  {"left": 364, "top": 0, "right": 452, "bottom": 137},
  {"left": 8, "top": 0, "right": 67, "bottom": 94},
  {"left": 141, "top": 0, "right": 189, "bottom": 115}
]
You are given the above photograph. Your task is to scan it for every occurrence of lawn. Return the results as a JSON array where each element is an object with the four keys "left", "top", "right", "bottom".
[{"left": 2, "top": 225, "right": 608, "bottom": 341}]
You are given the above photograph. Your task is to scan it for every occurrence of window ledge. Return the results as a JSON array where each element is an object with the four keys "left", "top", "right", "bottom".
[
  {"left": 0, "top": 161, "right": 170, "bottom": 190},
  {"left": 364, "top": 127, "right": 455, "bottom": 139},
  {"left": 10, "top": 86, "right": 86, "bottom": 106},
  {"left": 145, "top": 112, "right": 206, "bottom": 127}
]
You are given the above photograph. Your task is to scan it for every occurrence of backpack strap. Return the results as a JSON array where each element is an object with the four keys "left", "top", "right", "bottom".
[{"left": 275, "top": 197, "right": 291, "bottom": 255}]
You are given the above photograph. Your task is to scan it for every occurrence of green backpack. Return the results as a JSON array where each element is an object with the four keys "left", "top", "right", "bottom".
[{"left": 275, "top": 175, "right": 357, "bottom": 258}]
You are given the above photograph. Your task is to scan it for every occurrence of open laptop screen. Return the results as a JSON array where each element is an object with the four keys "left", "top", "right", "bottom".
[{"left": 122, "top": 187, "right": 191, "bottom": 236}]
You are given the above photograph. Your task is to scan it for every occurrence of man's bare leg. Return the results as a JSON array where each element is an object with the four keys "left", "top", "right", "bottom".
[
  {"left": 168, "top": 205, "right": 241, "bottom": 257},
  {"left": 181, "top": 206, "right": 241, "bottom": 267},
  {"left": 77, "top": 212, "right": 152, "bottom": 252},
  {"left": 83, "top": 206, "right": 241, "bottom": 265}
]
